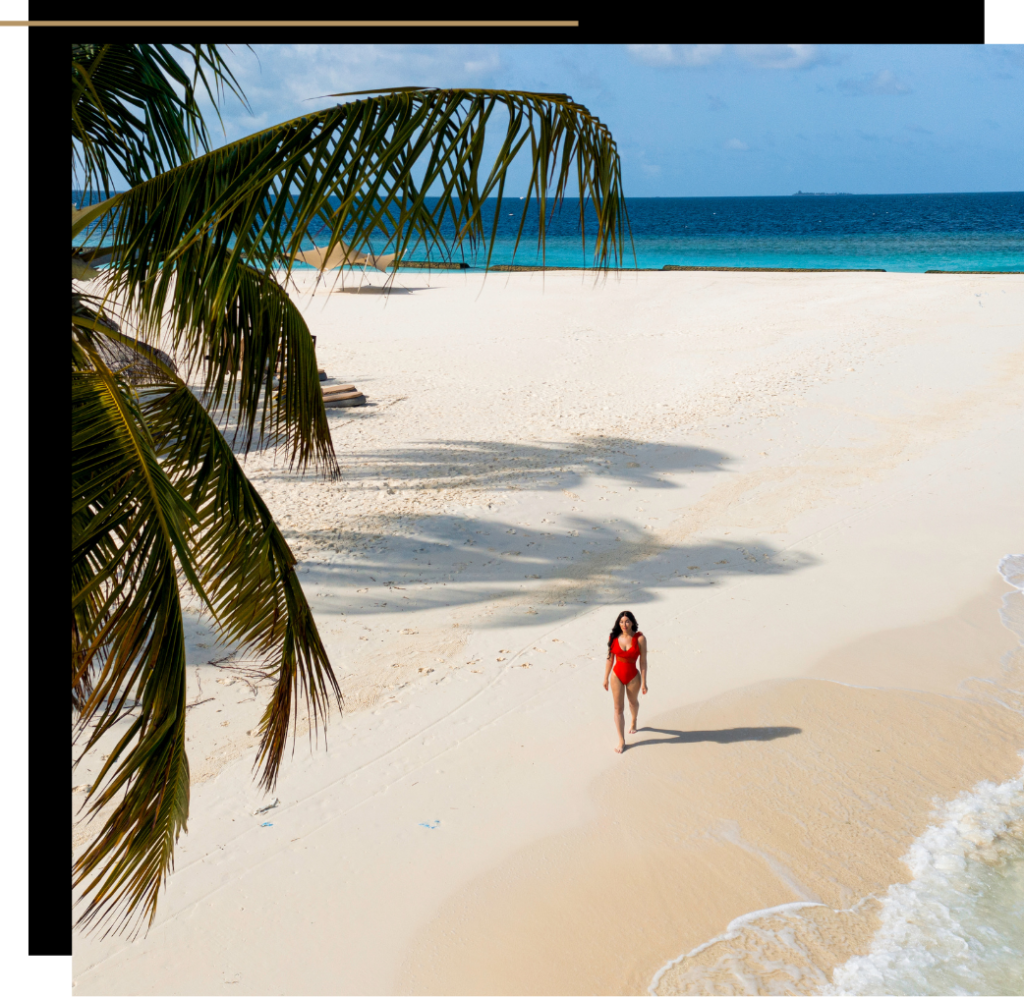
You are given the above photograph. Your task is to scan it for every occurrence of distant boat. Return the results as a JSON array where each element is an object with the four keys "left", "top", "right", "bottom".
[{"left": 793, "top": 190, "right": 853, "bottom": 196}]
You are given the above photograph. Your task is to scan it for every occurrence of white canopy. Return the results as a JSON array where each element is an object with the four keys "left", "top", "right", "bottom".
[{"left": 293, "top": 241, "right": 395, "bottom": 274}]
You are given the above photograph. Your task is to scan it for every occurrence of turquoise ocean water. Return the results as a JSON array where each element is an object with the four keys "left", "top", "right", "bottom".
[{"left": 74, "top": 191, "right": 1024, "bottom": 273}]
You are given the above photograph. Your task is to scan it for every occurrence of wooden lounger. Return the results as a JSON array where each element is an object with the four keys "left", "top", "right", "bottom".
[
  {"left": 323, "top": 390, "right": 366, "bottom": 407},
  {"left": 276, "top": 382, "right": 353, "bottom": 397}
]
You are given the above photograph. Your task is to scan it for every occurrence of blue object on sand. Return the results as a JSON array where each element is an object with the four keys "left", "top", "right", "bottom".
[
  {"left": 418, "top": 820, "right": 441, "bottom": 829},
  {"left": 261, "top": 822, "right": 273, "bottom": 827}
]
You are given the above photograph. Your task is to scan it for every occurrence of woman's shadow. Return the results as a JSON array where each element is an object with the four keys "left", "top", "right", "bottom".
[{"left": 628, "top": 726, "right": 801, "bottom": 748}]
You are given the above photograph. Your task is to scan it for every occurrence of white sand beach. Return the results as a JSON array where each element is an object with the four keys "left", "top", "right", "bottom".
[{"left": 72, "top": 269, "right": 1024, "bottom": 995}]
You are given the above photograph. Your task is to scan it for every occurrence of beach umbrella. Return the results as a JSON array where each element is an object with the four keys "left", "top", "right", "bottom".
[{"left": 293, "top": 240, "right": 395, "bottom": 273}]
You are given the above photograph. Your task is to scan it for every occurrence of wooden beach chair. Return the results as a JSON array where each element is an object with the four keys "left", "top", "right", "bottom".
[{"left": 322, "top": 385, "right": 366, "bottom": 407}]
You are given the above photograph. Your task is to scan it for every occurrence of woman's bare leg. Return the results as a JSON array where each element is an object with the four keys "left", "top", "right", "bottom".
[
  {"left": 610, "top": 674, "right": 626, "bottom": 753},
  {"left": 626, "top": 676, "right": 642, "bottom": 733}
]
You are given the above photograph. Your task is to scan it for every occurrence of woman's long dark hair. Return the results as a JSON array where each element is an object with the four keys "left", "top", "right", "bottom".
[{"left": 608, "top": 610, "right": 639, "bottom": 648}]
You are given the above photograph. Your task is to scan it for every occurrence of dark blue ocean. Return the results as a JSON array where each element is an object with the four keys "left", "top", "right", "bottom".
[
  {"left": 75, "top": 190, "right": 1024, "bottom": 273},
  {"left": 418, "top": 192, "right": 1023, "bottom": 272}
]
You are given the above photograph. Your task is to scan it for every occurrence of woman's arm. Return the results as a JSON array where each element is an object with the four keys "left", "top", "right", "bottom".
[
  {"left": 638, "top": 634, "right": 648, "bottom": 694},
  {"left": 603, "top": 649, "right": 613, "bottom": 690}
]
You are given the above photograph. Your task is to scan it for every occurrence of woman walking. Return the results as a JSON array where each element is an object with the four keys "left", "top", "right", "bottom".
[{"left": 603, "top": 610, "right": 648, "bottom": 753}]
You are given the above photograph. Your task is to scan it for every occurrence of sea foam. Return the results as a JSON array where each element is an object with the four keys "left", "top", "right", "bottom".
[
  {"left": 825, "top": 557, "right": 1024, "bottom": 996},
  {"left": 822, "top": 758, "right": 1024, "bottom": 996},
  {"left": 998, "top": 553, "right": 1024, "bottom": 647},
  {"left": 651, "top": 557, "right": 1024, "bottom": 997}
]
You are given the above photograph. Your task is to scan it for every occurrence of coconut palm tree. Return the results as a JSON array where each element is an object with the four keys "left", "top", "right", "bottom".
[{"left": 72, "top": 42, "right": 629, "bottom": 937}]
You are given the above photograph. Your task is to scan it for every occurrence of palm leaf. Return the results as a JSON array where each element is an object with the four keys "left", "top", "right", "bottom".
[
  {"left": 133, "top": 343, "right": 341, "bottom": 791},
  {"left": 72, "top": 193, "right": 122, "bottom": 240},
  {"left": 94, "top": 88, "right": 629, "bottom": 463},
  {"left": 161, "top": 262, "right": 335, "bottom": 474},
  {"left": 72, "top": 316, "right": 340, "bottom": 934},
  {"left": 71, "top": 352, "right": 199, "bottom": 937},
  {"left": 73, "top": 43, "right": 247, "bottom": 200}
]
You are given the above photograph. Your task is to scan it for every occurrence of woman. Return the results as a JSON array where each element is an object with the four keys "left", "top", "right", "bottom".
[{"left": 603, "top": 610, "right": 648, "bottom": 753}]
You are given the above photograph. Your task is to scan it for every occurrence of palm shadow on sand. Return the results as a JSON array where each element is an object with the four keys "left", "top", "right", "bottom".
[{"left": 627, "top": 726, "right": 802, "bottom": 748}]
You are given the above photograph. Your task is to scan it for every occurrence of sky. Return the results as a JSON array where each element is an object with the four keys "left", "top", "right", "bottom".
[{"left": 175, "top": 43, "right": 1024, "bottom": 198}]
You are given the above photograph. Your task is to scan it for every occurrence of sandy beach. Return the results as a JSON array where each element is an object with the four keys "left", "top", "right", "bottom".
[{"left": 72, "top": 268, "right": 1024, "bottom": 995}]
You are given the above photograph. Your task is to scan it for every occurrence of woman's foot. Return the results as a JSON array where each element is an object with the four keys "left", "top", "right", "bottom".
[
  {"left": 615, "top": 740, "right": 626, "bottom": 754},
  {"left": 628, "top": 722, "right": 637, "bottom": 734}
]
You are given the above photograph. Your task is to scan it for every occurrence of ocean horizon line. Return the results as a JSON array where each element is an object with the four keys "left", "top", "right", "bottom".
[{"left": 73, "top": 188, "right": 1024, "bottom": 201}]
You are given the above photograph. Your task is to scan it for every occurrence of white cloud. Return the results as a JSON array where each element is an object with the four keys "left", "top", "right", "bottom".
[
  {"left": 735, "top": 44, "right": 822, "bottom": 70},
  {"left": 680, "top": 45, "right": 725, "bottom": 67},
  {"left": 626, "top": 43, "right": 829, "bottom": 71},
  {"left": 838, "top": 69, "right": 913, "bottom": 95},
  {"left": 724, "top": 138, "right": 748, "bottom": 150},
  {"left": 626, "top": 44, "right": 675, "bottom": 67},
  {"left": 191, "top": 44, "right": 518, "bottom": 144},
  {"left": 626, "top": 44, "right": 724, "bottom": 68},
  {"left": 464, "top": 54, "right": 502, "bottom": 75}
]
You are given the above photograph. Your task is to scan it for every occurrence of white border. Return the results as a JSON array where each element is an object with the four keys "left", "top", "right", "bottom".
[
  {"left": 1, "top": 13, "right": 71, "bottom": 996},
  {"left": 987, "top": 0, "right": 1024, "bottom": 42}
]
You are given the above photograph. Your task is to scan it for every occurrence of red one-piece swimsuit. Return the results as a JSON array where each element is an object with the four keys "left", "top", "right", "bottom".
[{"left": 612, "top": 632, "right": 642, "bottom": 684}]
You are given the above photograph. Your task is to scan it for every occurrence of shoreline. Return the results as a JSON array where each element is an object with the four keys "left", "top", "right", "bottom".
[
  {"left": 72, "top": 270, "right": 1024, "bottom": 995},
  {"left": 397, "top": 581, "right": 1023, "bottom": 995},
  {"left": 290, "top": 263, "right": 1022, "bottom": 275}
]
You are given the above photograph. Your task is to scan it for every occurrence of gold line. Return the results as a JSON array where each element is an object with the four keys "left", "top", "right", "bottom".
[{"left": 2, "top": 20, "right": 579, "bottom": 26}]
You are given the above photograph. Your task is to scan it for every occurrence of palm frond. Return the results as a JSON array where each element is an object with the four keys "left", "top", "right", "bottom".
[
  {"left": 94, "top": 89, "right": 628, "bottom": 462},
  {"left": 72, "top": 292, "right": 340, "bottom": 934},
  {"left": 72, "top": 193, "right": 122, "bottom": 240},
  {"left": 78, "top": 240, "right": 334, "bottom": 474},
  {"left": 163, "top": 263, "right": 335, "bottom": 474},
  {"left": 71, "top": 353, "right": 199, "bottom": 936},
  {"left": 71, "top": 344, "right": 205, "bottom": 723},
  {"left": 130, "top": 342, "right": 341, "bottom": 790},
  {"left": 73, "top": 43, "right": 247, "bottom": 200}
]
